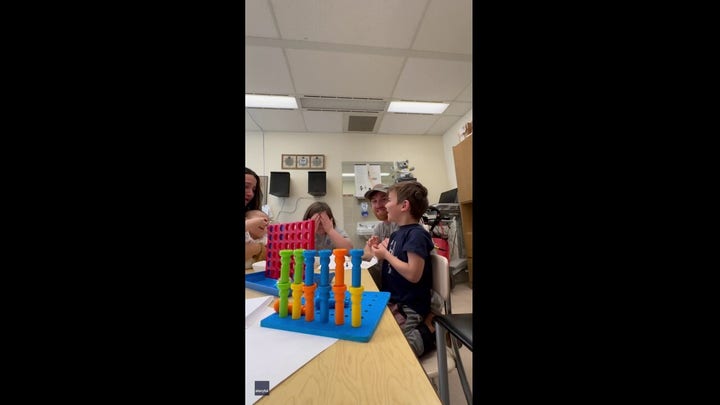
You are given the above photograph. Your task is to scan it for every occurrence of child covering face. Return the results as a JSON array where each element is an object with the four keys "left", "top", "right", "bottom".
[{"left": 245, "top": 209, "right": 269, "bottom": 243}]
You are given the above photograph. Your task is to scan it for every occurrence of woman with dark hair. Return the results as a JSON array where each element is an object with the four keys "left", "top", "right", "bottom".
[
  {"left": 245, "top": 167, "right": 267, "bottom": 266},
  {"left": 302, "top": 202, "right": 353, "bottom": 251},
  {"left": 245, "top": 167, "right": 263, "bottom": 212}
]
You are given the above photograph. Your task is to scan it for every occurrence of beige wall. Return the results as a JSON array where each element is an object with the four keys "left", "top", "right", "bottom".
[{"left": 245, "top": 110, "right": 472, "bottom": 250}]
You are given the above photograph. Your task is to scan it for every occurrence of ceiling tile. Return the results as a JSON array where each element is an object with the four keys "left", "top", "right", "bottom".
[
  {"left": 412, "top": 0, "right": 472, "bottom": 54},
  {"left": 444, "top": 102, "right": 472, "bottom": 116},
  {"left": 302, "top": 110, "right": 344, "bottom": 133},
  {"left": 426, "top": 116, "right": 461, "bottom": 135},
  {"left": 455, "top": 82, "right": 472, "bottom": 102},
  {"left": 377, "top": 113, "right": 438, "bottom": 135},
  {"left": 271, "top": 0, "right": 427, "bottom": 49},
  {"left": 247, "top": 109, "right": 307, "bottom": 132},
  {"left": 245, "top": 0, "right": 473, "bottom": 137},
  {"left": 245, "top": 0, "right": 280, "bottom": 38},
  {"left": 392, "top": 58, "right": 472, "bottom": 101},
  {"left": 246, "top": 111, "right": 262, "bottom": 131},
  {"left": 245, "top": 46, "right": 295, "bottom": 95},
  {"left": 287, "top": 49, "right": 404, "bottom": 98}
]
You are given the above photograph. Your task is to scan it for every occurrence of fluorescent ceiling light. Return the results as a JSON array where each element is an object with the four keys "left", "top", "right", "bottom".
[
  {"left": 246, "top": 94, "right": 298, "bottom": 109},
  {"left": 388, "top": 101, "right": 449, "bottom": 114},
  {"left": 342, "top": 173, "right": 391, "bottom": 177}
]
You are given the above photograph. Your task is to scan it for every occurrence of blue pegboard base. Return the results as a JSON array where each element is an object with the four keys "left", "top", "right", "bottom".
[
  {"left": 260, "top": 291, "right": 390, "bottom": 343},
  {"left": 245, "top": 272, "right": 335, "bottom": 297}
]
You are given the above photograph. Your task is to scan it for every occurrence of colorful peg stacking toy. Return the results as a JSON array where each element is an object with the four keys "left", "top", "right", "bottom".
[
  {"left": 349, "top": 248, "right": 364, "bottom": 327},
  {"left": 317, "top": 249, "right": 332, "bottom": 323},
  {"left": 277, "top": 250, "right": 292, "bottom": 318},
  {"left": 291, "top": 249, "right": 305, "bottom": 320},
  {"left": 301, "top": 249, "right": 317, "bottom": 322},
  {"left": 261, "top": 243, "right": 392, "bottom": 343},
  {"left": 332, "top": 248, "right": 348, "bottom": 325}
]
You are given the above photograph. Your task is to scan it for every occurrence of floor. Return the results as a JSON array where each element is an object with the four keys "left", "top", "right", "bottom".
[{"left": 443, "top": 280, "right": 473, "bottom": 404}]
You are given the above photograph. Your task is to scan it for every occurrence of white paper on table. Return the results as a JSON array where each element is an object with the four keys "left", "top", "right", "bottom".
[
  {"left": 246, "top": 296, "right": 274, "bottom": 329},
  {"left": 245, "top": 304, "right": 338, "bottom": 405}
]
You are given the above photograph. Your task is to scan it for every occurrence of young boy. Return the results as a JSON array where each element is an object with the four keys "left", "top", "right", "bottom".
[{"left": 368, "top": 181, "right": 435, "bottom": 357}]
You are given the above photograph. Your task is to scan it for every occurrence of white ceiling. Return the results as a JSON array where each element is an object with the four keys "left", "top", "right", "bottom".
[{"left": 245, "top": 0, "right": 472, "bottom": 136}]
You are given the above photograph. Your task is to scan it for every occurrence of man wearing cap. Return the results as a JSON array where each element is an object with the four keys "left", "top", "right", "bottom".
[{"left": 362, "top": 183, "right": 399, "bottom": 289}]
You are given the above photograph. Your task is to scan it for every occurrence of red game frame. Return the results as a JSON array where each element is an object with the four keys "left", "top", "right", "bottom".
[{"left": 264, "top": 219, "right": 315, "bottom": 279}]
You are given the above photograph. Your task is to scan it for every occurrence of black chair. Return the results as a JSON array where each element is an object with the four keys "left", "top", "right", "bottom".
[{"left": 434, "top": 313, "right": 473, "bottom": 405}]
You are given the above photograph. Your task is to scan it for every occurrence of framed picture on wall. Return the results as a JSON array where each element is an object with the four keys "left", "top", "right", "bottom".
[
  {"left": 297, "top": 155, "right": 311, "bottom": 169},
  {"left": 281, "top": 154, "right": 296, "bottom": 169},
  {"left": 310, "top": 155, "right": 325, "bottom": 169}
]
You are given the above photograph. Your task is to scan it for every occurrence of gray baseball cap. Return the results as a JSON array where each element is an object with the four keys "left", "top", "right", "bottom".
[{"left": 364, "top": 183, "right": 389, "bottom": 200}]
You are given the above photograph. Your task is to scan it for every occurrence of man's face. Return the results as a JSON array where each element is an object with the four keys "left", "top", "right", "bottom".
[{"left": 370, "top": 192, "right": 389, "bottom": 221}]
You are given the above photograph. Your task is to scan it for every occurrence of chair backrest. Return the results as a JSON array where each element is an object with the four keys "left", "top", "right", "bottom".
[
  {"left": 420, "top": 253, "right": 456, "bottom": 381},
  {"left": 430, "top": 253, "right": 451, "bottom": 315}
]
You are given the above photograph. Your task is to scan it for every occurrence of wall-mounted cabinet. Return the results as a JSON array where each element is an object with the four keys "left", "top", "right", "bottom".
[
  {"left": 453, "top": 134, "right": 473, "bottom": 203},
  {"left": 341, "top": 161, "right": 394, "bottom": 197},
  {"left": 354, "top": 164, "right": 382, "bottom": 198}
]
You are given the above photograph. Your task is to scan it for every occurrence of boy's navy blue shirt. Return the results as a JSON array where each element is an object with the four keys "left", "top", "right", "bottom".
[{"left": 381, "top": 223, "right": 434, "bottom": 317}]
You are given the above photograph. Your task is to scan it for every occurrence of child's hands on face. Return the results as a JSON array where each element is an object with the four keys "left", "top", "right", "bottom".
[
  {"left": 246, "top": 217, "right": 268, "bottom": 238},
  {"left": 312, "top": 211, "right": 334, "bottom": 234}
]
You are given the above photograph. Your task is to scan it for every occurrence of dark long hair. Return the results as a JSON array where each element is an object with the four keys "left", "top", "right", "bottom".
[{"left": 245, "top": 167, "right": 263, "bottom": 212}]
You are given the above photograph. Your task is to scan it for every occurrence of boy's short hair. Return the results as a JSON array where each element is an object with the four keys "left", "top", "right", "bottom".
[{"left": 388, "top": 181, "right": 429, "bottom": 220}]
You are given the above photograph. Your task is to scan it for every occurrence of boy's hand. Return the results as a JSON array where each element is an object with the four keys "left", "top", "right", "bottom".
[
  {"left": 367, "top": 235, "right": 379, "bottom": 248},
  {"left": 370, "top": 238, "right": 389, "bottom": 260}
]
